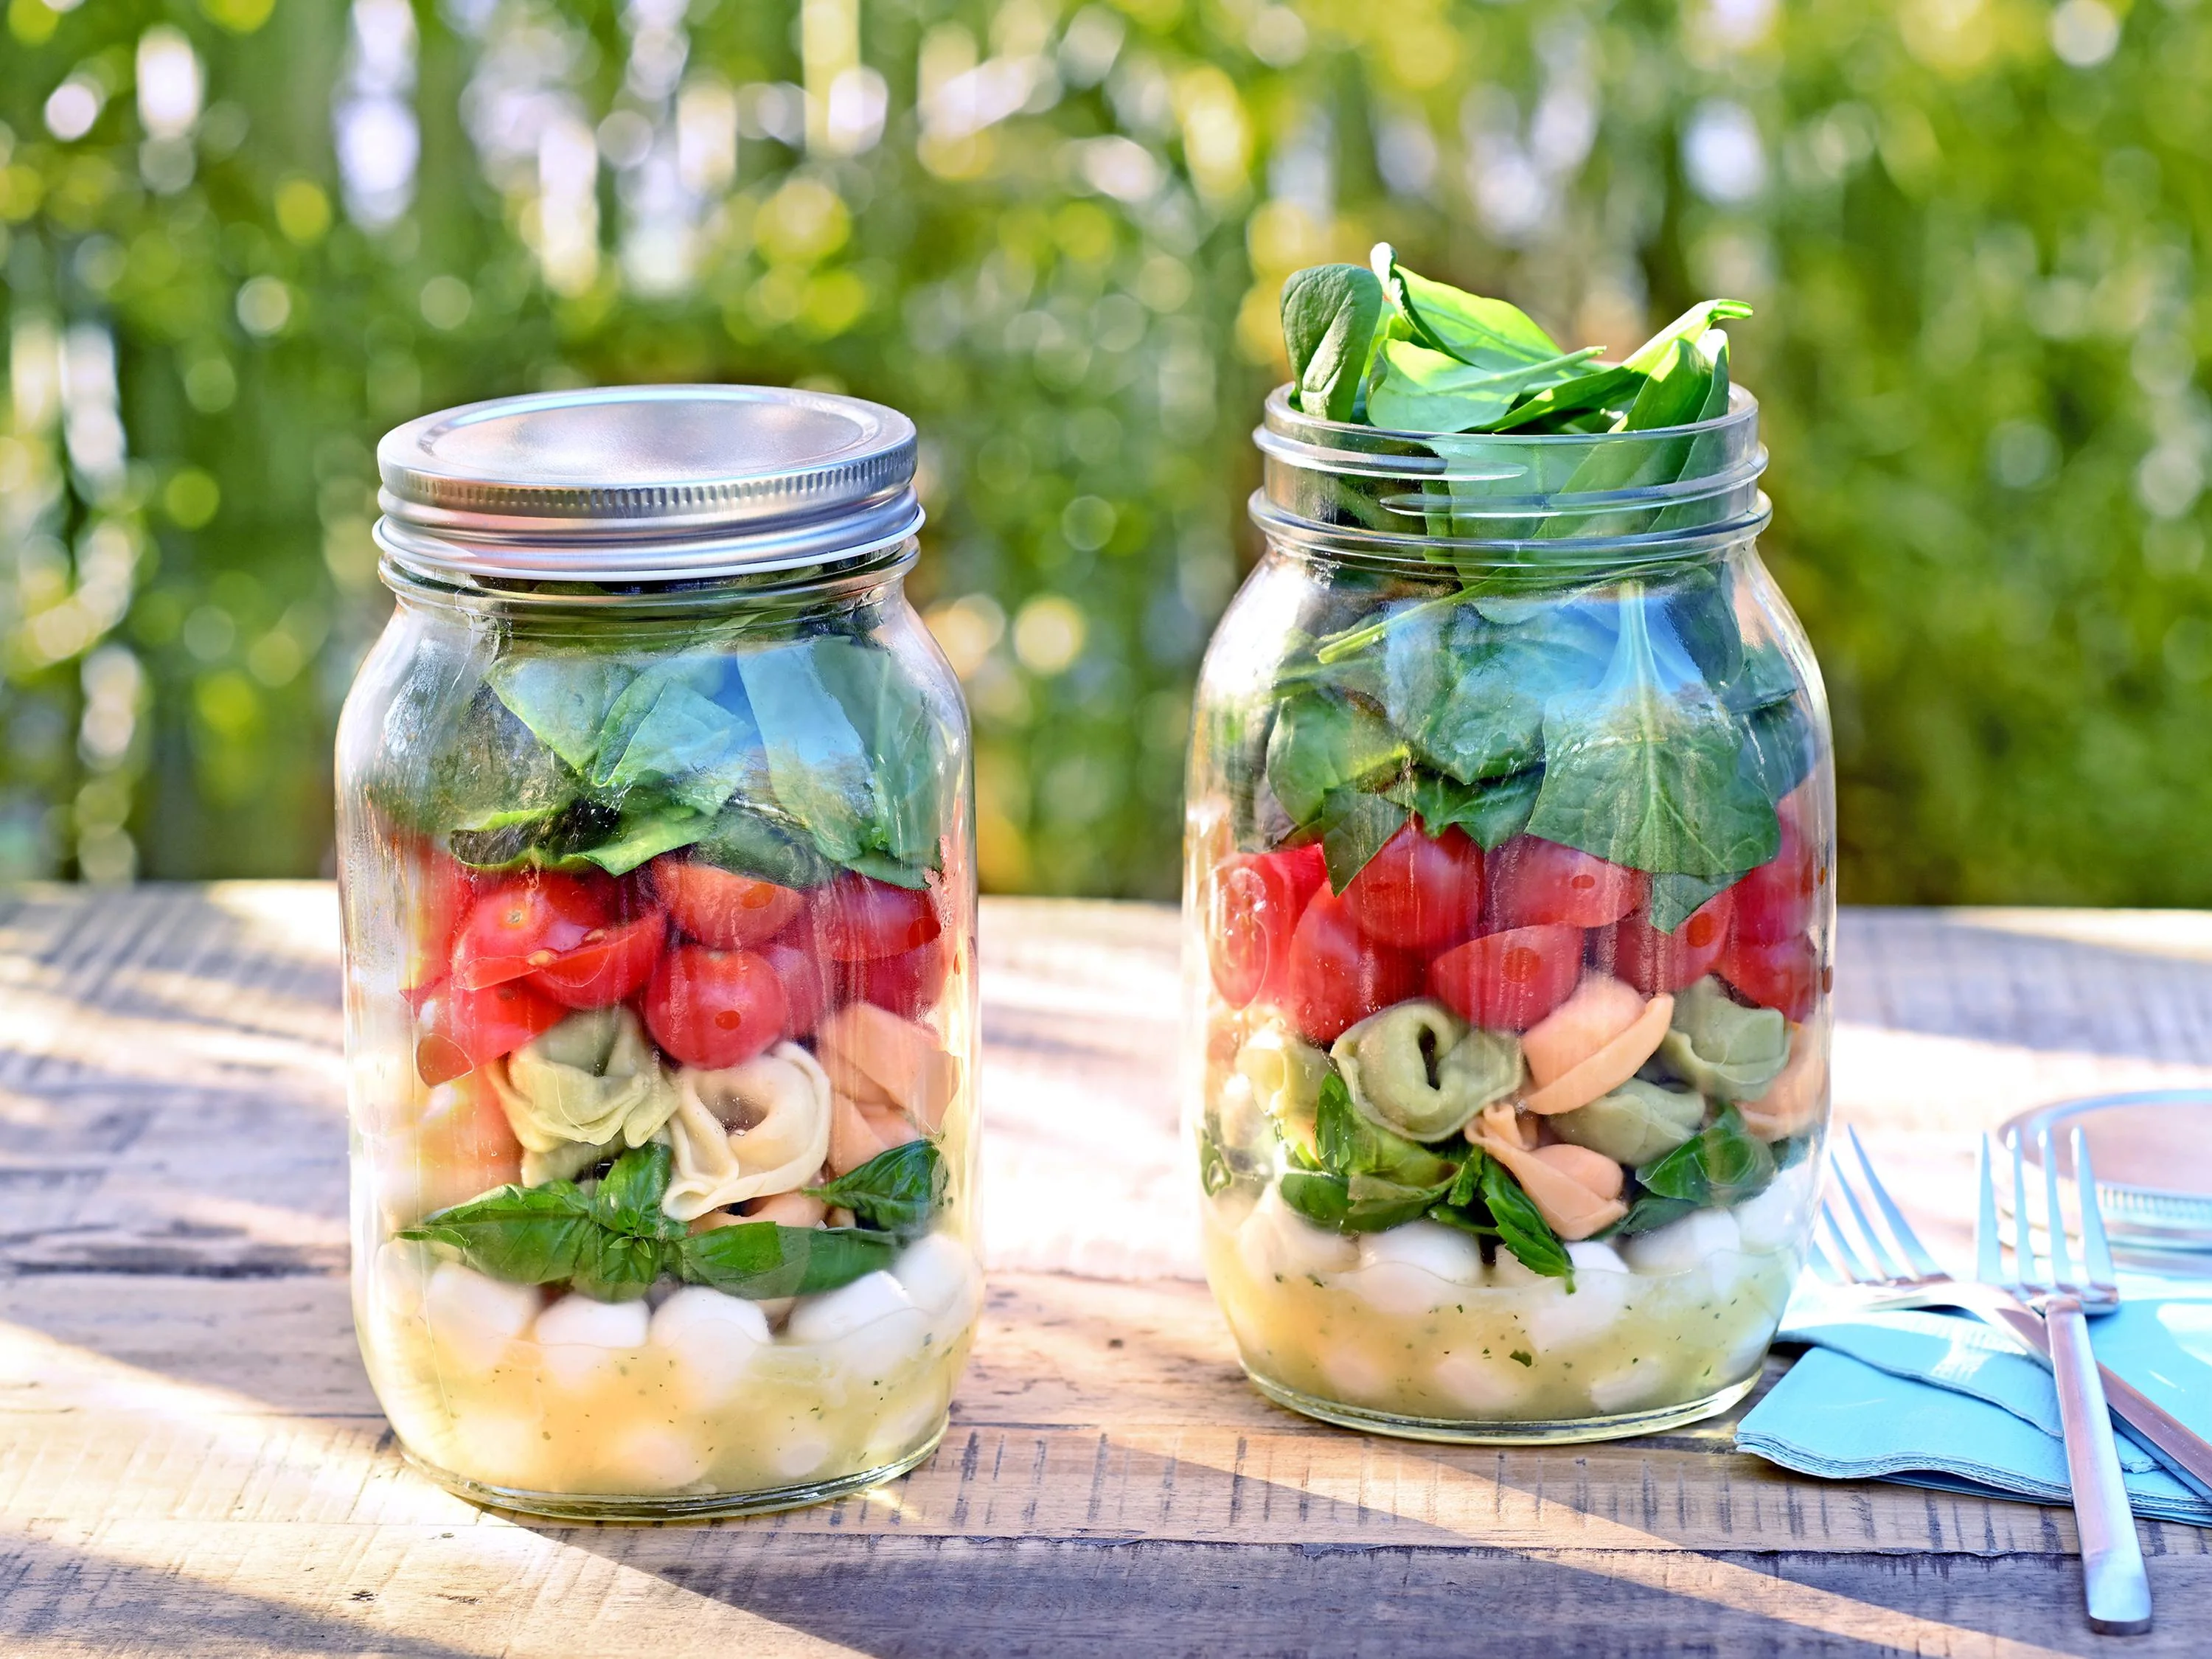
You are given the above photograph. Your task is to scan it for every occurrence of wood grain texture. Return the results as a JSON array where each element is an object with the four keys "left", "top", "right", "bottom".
[{"left": 4, "top": 886, "right": 2212, "bottom": 1657}]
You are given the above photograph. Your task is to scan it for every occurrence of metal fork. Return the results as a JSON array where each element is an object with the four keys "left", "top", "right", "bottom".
[
  {"left": 1978, "top": 1127, "right": 2152, "bottom": 1634},
  {"left": 1812, "top": 1127, "right": 2212, "bottom": 1509},
  {"left": 1815, "top": 1126, "right": 2154, "bottom": 1634}
]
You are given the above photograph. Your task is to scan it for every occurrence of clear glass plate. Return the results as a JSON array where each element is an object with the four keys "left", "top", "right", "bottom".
[{"left": 1998, "top": 1091, "right": 2212, "bottom": 1269}]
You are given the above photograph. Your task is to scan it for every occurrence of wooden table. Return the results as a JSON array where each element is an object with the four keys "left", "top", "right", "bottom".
[{"left": 3, "top": 887, "right": 2209, "bottom": 1657}]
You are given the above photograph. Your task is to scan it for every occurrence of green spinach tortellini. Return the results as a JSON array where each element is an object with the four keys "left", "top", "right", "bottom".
[
  {"left": 1654, "top": 978, "right": 1790, "bottom": 1104},
  {"left": 1330, "top": 998, "right": 1522, "bottom": 1142},
  {"left": 489, "top": 1006, "right": 683, "bottom": 1183},
  {"left": 1234, "top": 1020, "right": 1334, "bottom": 1155},
  {"left": 1548, "top": 1077, "right": 1705, "bottom": 1165}
]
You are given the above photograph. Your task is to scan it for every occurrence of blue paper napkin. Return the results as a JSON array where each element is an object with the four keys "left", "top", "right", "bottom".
[{"left": 1736, "top": 1275, "right": 2212, "bottom": 1526}]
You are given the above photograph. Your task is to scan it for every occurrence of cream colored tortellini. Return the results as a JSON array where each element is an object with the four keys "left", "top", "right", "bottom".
[
  {"left": 1234, "top": 1021, "right": 1334, "bottom": 1155},
  {"left": 661, "top": 1042, "right": 835, "bottom": 1221},
  {"left": 1331, "top": 1000, "right": 1521, "bottom": 1142},
  {"left": 1655, "top": 978, "right": 1790, "bottom": 1103},
  {"left": 490, "top": 1007, "right": 683, "bottom": 1184},
  {"left": 1548, "top": 1077, "right": 1705, "bottom": 1166},
  {"left": 1741, "top": 1023, "right": 1825, "bottom": 1141}
]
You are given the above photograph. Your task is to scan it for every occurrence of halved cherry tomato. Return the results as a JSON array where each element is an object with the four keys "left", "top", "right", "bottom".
[
  {"left": 1427, "top": 923, "right": 1585, "bottom": 1032},
  {"left": 1487, "top": 837, "right": 1645, "bottom": 929},
  {"left": 853, "top": 935, "right": 950, "bottom": 1020},
  {"left": 1718, "top": 933, "right": 1823, "bottom": 1020},
  {"left": 644, "top": 944, "right": 790, "bottom": 1069},
  {"left": 527, "top": 910, "right": 669, "bottom": 1009},
  {"left": 414, "top": 975, "right": 569, "bottom": 1087},
  {"left": 651, "top": 858, "right": 809, "bottom": 949},
  {"left": 1206, "top": 843, "right": 1326, "bottom": 1008},
  {"left": 1340, "top": 820, "right": 1485, "bottom": 950},
  {"left": 759, "top": 940, "right": 830, "bottom": 1037},
  {"left": 1598, "top": 888, "right": 1736, "bottom": 995},
  {"left": 1731, "top": 815, "right": 1823, "bottom": 945},
  {"left": 813, "top": 873, "right": 942, "bottom": 962},
  {"left": 450, "top": 872, "right": 615, "bottom": 990},
  {"left": 1284, "top": 889, "right": 1424, "bottom": 1044},
  {"left": 405, "top": 844, "right": 484, "bottom": 995}
]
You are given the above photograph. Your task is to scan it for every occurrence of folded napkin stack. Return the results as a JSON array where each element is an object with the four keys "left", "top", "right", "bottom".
[{"left": 1736, "top": 1274, "right": 2212, "bottom": 1526}]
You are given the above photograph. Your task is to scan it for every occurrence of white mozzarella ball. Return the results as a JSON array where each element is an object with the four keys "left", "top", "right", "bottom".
[
  {"left": 1566, "top": 1239, "right": 1631, "bottom": 1277},
  {"left": 764, "top": 1424, "right": 835, "bottom": 1483},
  {"left": 533, "top": 1293, "right": 650, "bottom": 1392},
  {"left": 1237, "top": 1186, "right": 1357, "bottom": 1284},
  {"left": 861, "top": 1388, "right": 948, "bottom": 1466},
  {"left": 893, "top": 1234, "right": 980, "bottom": 1318},
  {"left": 650, "top": 1287, "right": 773, "bottom": 1407},
  {"left": 1317, "top": 1343, "right": 1390, "bottom": 1405},
  {"left": 787, "top": 1271, "right": 915, "bottom": 1343},
  {"left": 1585, "top": 1356, "right": 1669, "bottom": 1415},
  {"left": 372, "top": 1240, "right": 431, "bottom": 1324},
  {"left": 1433, "top": 1350, "right": 1538, "bottom": 1415},
  {"left": 601, "top": 1423, "right": 710, "bottom": 1493},
  {"left": 423, "top": 1262, "right": 542, "bottom": 1377},
  {"left": 439, "top": 1404, "right": 549, "bottom": 1489},
  {"left": 1709, "top": 1309, "right": 1778, "bottom": 1388},
  {"left": 1621, "top": 1208, "right": 1742, "bottom": 1278},
  {"left": 1488, "top": 1247, "right": 1550, "bottom": 1289},
  {"left": 1734, "top": 1164, "right": 1814, "bottom": 1254},
  {"left": 1346, "top": 1222, "right": 1486, "bottom": 1317}
]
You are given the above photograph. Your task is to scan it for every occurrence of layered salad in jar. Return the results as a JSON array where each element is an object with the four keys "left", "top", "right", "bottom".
[
  {"left": 1189, "top": 251, "right": 1833, "bottom": 1436},
  {"left": 343, "top": 611, "right": 978, "bottom": 1505}
]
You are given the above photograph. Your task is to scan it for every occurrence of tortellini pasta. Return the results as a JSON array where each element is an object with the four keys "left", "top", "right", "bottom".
[
  {"left": 1517, "top": 976, "right": 1674, "bottom": 1116},
  {"left": 1654, "top": 978, "right": 1790, "bottom": 1103},
  {"left": 662, "top": 1042, "right": 835, "bottom": 1221},
  {"left": 490, "top": 1008, "right": 682, "bottom": 1178},
  {"left": 1331, "top": 999, "right": 1521, "bottom": 1141},
  {"left": 1740, "top": 1023, "right": 1825, "bottom": 1141},
  {"left": 1548, "top": 1078, "right": 1706, "bottom": 1166},
  {"left": 1234, "top": 1022, "right": 1334, "bottom": 1154}
]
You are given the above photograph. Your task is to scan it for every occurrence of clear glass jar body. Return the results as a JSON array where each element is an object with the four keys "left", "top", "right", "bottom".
[
  {"left": 335, "top": 554, "right": 980, "bottom": 1516},
  {"left": 1184, "top": 393, "right": 1833, "bottom": 1442}
]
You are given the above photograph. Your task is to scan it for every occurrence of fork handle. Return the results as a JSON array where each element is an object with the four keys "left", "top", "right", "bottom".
[{"left": 2047, "top": 1295, "right": 2154, "bottom": 1635}]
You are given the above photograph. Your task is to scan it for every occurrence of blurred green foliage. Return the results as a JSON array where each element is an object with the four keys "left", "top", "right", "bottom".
[{"left": 0, "top": 0, "right": 2207, "bottom": 902}]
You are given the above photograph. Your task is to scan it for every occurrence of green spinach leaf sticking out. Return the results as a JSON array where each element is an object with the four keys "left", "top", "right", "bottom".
[{"left": 1281, "top": 262, "right": 1385, "bottom": 422}]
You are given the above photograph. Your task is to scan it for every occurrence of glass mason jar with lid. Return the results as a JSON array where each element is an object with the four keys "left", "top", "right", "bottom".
[
  {"left": 1185, "top": 380, "right": 1834, "bottom": 1443},
  {"left": 338, "top": 386, "right": 980, "bottom": 1517}
]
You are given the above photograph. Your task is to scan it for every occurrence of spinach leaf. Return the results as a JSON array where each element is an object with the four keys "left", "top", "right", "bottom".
[
  {"left": 1658, "top": 566, "right": 1745, "bottom": 689},
  {"left": 1526, "top": 585, "right": 1778, "bottom": 879},
  {"left": 487, "top": 655, "right": 637, "bottom": 772},
  {"left": 1739, "top": 698, "right": 1820, "bottom": 805},
  {"left": 1610, "top": 1194, "right": 1698, "bottom": 1236},
  {"left": 674, "top": 1221, "right": 902, "bottom": 1300},
  {"left": 1489, "top": 363, "right": 1644, "bottom": 433},
  {"left": 397, "top": 1180, "right": 602, "bottom": 1284},
  {"left": 806, "top": 1138, "right": 946, "bottom": 1240},
  {"left": 1719, "top": 643, "right": 1801, "bottom": 715},
  {"left": 1318, "top": 787, "right": 1409, "bottom": 893},
  {"left": 594, "top": 1144, "right": 685, "bottom": 1241},
  {"left": 1282, "top": 263, "right": 1385, "bottom": 422},
  {"left": 1383, "top": 599, "right": 1613, "bottom": 784},
  {"left": 1632, "top": 1105, "right": 1775, "bottom": 1208},
  {"left": 1264, "top": 690, "right": 1406, "bottom": 828},
  {"left": 590, "top": 660, "right": 763, "bottom": 818},
  {"left": 1372, "top": 243, "right": 1563, "bottom": 368},
  {"left": 691, "top": 803, "right": 835, "bottom": 887},
  {"left": 736, "top": 640, "right": 881, "bottom": 866},
  {"left": 1386, "top": 768, "right": 1542, "bottom": 851},
  {"left": 1480, "top": 1155, "right": 1574, "bottom": 1284},
  {"left": 1366, "top": 338, "right": 1602, "bottom": 434},
  {"left": 1646, "top": 871, "right": 1736, "bottom": 934},
  {"left": 572, "top": 804, "right": 713, "bottom": 876},
  {"left": 415, "top": 685, "right": 581, "bottom": 838},
  {"left": 446, "top": 797, "right": 620, "bottom": 870}
]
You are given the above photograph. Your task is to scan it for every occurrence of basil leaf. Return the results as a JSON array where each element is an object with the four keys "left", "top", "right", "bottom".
[
  {"left": 691, "top": 803, "right": 835, "bottom": 887},
  {"left": 1282, "top": 262, "right": 1385, "bottom": 422},
  {"left": 845, "top": 849, "right": 931, "bottom": 890},
  {"left": 398, "top": 1181, "right": 601, "bottom": 1284},
  {"left": 446, "top": 797, "right": 620, "bottom": 870},
  {"left": 1480, "top": 1155, "right": 1574, "bottom": 1284},
  {"left": 572, "top": 804, "right": 713, "bottom": 876},
  {"left": 411, "top": 684, "right": 581, "bottom": 838},
  {"left": 1610, "top": 1194, "right": 1697, "bottom": 1236},
  {"left": 568, "top": 1230, "right": 669, "bottom": 1302},
  {"left": 590, "top": 660, "right": 763, "bottom": 818},
  {"left": 737, "top": 640, "right": 881, "bottom": 865},
  {"left": 594, "top": 1143, "right": 684, "bottom": 1241},
  {"left": 810, "top": 636, "right": 952, "bottom": 871},
  {"left": 1314, "top": 1071, "right": 1459, "bottom": 1187},
  {"left": 1279, "top": 1167, "right": 1450, "bottom": 1234},
  {"left": 675, "top": 1221, "right": 902, "bottom": 1300},
  {"left": 1526, "top": 585, "right": 1778, "bottom": 880},
  {"left": 487, "top": 655, "right": 638, "bottom": 772},
  {"left": 1318, "top": 786, "right": 1408, "bottom": 894},
  {"left": 1263, "top": 689, "right": 1406, "bottom": 828},
  {"left": 806, "top": 1138, "right": 946, "bottom": 1240},
  {"left": 1633, "top": 1105, "right": 1775, "bottom": 1208}
]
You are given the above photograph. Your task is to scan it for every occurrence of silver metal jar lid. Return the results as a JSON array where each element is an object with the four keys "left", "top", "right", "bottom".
[{"left": 374, "top": 384, "right": 924, "bottom": 582}]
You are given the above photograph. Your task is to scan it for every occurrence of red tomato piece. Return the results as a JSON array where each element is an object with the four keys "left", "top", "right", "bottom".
[
  {"left": 855, "top": 935, "right": 950, "bottom": 1020},
  {"left": 1718, "top": 933, "right": 1823, "bottom": 1021},
  {"left": 406, "top": 844, "right": 483, "bottom": 995},
  {"left": 1426, "top": 923, "right": 1585, "bottom": 1032},
  {"left": 1599, "top": 888, "right": 1736, "bottom": 996},
  {"left": 1487, "top": 837, "right": 1646, "bottom": 930},
  {"left": 1284, "top": 890, "right": 1424, "bottom": 1044},
  {"left": 450, "top": 872, "right": 615, "bottom": 990},
  {"left": 1340, "top": 820, "right": 1486, "bottom": 950},
  {"left": 1205, "top": 843, "right": 1326, "bottom": 1009},
  {"left": 414, "top": 975, "right": 569, "bottom": 1087},
  {"left": 528, "top": 910, "right": 669, "bottom": 1009},
  {"left": 644, "top": 944, "right": 790, "bottom": 1070},
  {"left": 812, "top": 873, "right": 942, "bottom": 962},
  {"left": 651, "top": 858, "right": 809, "bottom": 949},
  {"left": 1731, "top": 815, "right": 1824, "bottom": 945},
  {"left": 759, "top": 941, "right": 830, "bottom": 1037}
]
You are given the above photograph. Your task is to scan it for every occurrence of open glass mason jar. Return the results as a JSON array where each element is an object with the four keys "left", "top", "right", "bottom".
[
  {"left": 336, "top": 386, "right": 981, "bottom": 1517},
  {"left": 1186, "top": 387, "right": 1833, "bottom": 1443}
]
